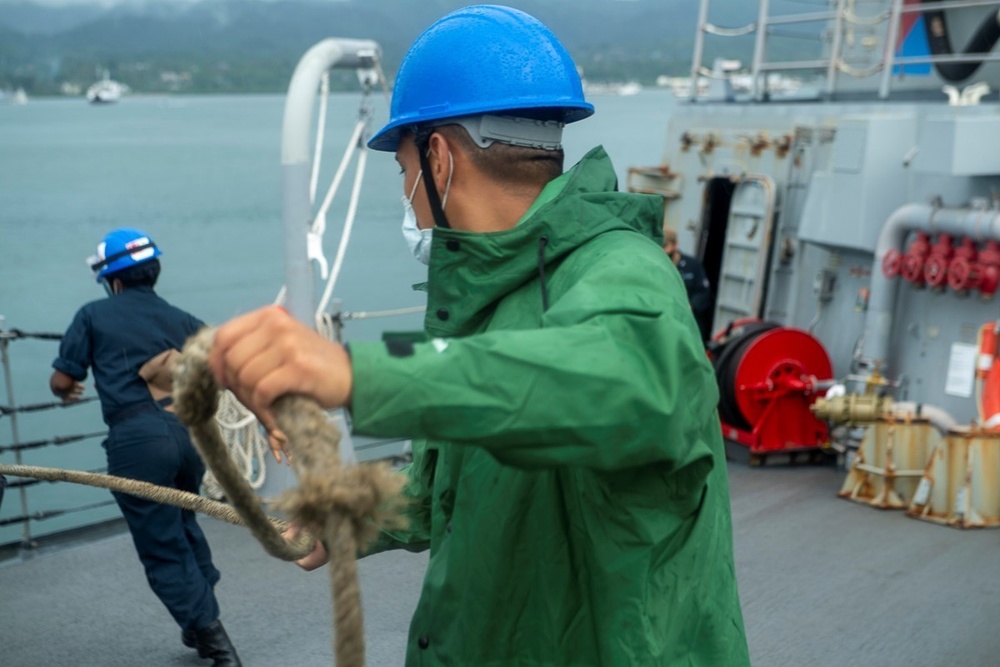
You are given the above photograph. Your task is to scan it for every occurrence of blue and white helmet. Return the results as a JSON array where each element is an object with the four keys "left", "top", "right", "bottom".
[{"left": 88, "top": 228, "right": 161, "bottom": 282}]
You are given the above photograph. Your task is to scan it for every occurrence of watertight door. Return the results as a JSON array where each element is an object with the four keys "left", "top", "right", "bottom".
[{"left": 711, "top": 176, "right": 776, "bottom": 330}]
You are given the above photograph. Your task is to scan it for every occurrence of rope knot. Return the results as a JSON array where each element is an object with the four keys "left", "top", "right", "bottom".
[{"left": 172, "top": 325, "right": 408, "bottom": 666}]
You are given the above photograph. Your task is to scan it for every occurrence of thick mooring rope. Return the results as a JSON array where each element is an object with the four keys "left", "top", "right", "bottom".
[
  {"left": 173, "top": 328, "right": 406, "bottom": 667},
  {"left": 0, "top": 463, "right": 304, "bottom": 543}
]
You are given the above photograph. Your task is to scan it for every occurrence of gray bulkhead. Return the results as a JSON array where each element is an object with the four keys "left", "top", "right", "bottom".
[{"left": 639, "top": 101, "right": 1000, "bottom": 424}]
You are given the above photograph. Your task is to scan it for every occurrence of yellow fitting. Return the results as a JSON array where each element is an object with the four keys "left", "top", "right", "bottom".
[
  {"left": 811, "top": 394, "right": 895, "bottom": 424},
  {"left": 864, "top": 368, "right": 890, "bottom": 395}
]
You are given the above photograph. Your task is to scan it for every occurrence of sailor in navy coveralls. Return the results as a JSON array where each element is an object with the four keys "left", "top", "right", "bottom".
[{"left": 49, "top": 228, "right": 241, "bottom": 667}]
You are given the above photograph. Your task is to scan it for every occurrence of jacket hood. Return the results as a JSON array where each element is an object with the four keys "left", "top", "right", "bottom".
[{"left": 424, "top": 146, "right": 664, "bottom": 336}]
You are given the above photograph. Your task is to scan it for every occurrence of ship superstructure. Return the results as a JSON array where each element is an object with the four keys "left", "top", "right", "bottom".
[{"left": 629, "top": 0, "right": 1000, "bottom": 523}]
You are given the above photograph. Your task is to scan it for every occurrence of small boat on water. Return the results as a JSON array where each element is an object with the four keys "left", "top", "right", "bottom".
[
  {"left": 582, "top": 80, "right": 643, "bottom": 96},
  {"left": 85, "top": 70, "right": 128, "bottom": 104},
  {"left": 1, "top": 88, "right": 28, "bottom": 105}
]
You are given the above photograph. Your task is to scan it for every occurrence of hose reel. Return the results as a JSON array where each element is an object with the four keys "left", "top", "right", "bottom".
[{"left": 710, "top": 320, "right": 833, "bottom": 458}]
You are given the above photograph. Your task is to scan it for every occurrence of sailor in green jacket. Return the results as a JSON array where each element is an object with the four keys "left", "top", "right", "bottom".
[{"left": 209, "top": 5, "right": 749, "bottom": 665}]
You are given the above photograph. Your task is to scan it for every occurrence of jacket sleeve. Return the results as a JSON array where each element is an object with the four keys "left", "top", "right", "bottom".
[{"left": 350, "top": 245, "right": 719, "bottom": 472}]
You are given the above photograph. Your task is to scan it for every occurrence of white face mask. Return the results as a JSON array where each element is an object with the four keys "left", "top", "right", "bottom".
[
  {"left": 400, "top": 151, "right": 454, "bottom": 266},
  {"left": 402, "top": 170, "right": 433, "bottom": 265}
]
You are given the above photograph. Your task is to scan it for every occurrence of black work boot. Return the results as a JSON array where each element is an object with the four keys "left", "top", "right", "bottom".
[
  {"left": 192, "top": 619, "right": 242, "bottom": 667},
  {"left": 182, "top": 628, "right": 197, "bottom": 648}
]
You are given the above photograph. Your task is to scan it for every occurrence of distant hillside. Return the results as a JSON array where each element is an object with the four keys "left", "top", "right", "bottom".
[
  {"left": 0, "top": 1, "right": 108, "bottom": 34},
  {"left": 0, "top": 0, "right": 791, "bottom": 96}
]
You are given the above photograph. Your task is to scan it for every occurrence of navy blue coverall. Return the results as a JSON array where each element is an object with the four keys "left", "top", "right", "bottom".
[
  {"left": 676, "top": 251, "right": 714, "bottom": 342},
  {"left": 53, "top": 286, "right": 221, "bottom": 633}
]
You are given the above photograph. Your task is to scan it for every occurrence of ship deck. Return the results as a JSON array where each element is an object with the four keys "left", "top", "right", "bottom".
[{"left": 2, "top": 460, "right": 999, "bottom": 666}]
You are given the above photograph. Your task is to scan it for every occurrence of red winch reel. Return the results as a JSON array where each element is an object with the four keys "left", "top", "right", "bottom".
[{"left": 710, "top": 321, "right": 833, "bottom": 457}]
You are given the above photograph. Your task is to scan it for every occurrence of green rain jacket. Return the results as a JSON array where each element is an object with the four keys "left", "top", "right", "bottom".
[{"left": 349, "top": 147, "right": 749, "bottom": 666}]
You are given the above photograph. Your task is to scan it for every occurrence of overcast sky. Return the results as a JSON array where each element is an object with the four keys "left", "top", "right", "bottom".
[
  {"left": 2, "top": 0, "right": 301, "bottom": 4},
  {"left": 0, "top": 0, "right": 198, "bottom": 4},
  {"left": 1, "top": 0, "right": 642, "bottom": 4},
  {"left": 1, "top": 0, "right": 638, "bottom": 4},
  {"left": 0, "top": 0, "right": 644, "bottom": 8},
  {"left": 1, "top": 0, "right": 215, "bottom": 4}
]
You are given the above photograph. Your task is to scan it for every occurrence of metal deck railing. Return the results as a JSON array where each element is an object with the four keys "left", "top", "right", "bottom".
[
  {"left": 0, "top": 308, "right": 417, "bottom": 551},
  {"left": 0, "top": 320, "right": 113, "bottom": 548},
  {"left": 691, "top": 0, "right": 1000, "bottom": 101}
]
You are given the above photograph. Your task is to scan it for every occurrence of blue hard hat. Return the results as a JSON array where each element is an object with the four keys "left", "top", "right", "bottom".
[
  {"left": 89, "top": 227, "right": 162, "bottom": 282},
  {"left": 368, "top": 4, "right": 594, "bottom": 152}
]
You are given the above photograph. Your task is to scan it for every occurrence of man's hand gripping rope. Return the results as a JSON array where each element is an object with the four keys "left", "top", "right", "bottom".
[{"left": 173, "top": 327, "right": 407, "bottom": 667}]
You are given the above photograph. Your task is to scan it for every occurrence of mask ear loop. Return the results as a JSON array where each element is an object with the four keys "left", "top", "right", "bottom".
[
  {"left": 408, "top": 170, "right": 423, "bottom": 202},
  {"left": 415, "top": 131, "right": 451, "bottom": 229},
  {"left": 441, "top": 150, "right": 454, "bottom": 210}
]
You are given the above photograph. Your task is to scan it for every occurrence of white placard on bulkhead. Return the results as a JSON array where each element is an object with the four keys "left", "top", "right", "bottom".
[{"left": 945, "top": 342, "right": 978, "bottom": 398}]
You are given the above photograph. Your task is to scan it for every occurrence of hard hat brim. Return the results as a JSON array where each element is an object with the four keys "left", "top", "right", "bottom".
[{"left": 368, "top": 103, "right": 594, "bottom": 152}]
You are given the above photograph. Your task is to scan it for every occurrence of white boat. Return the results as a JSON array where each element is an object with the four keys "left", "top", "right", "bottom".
[
  {"left": 616, "top": 81, "right": 642, "bottom": 96},
  {"left": 85, "top": 71, "right": 128, "bottom": 104},
  {"left": 2, "top": 88, "right": 28, "bottom": 105},
  {"left": 582, "top": 79, "right": 643, "bottom": 97}
]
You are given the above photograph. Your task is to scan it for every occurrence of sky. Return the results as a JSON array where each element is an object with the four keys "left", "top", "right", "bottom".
[
  {"left": 5, "top": 0, "right": 278, "bottom": 5},
  {"left": 1, "top": 0, "right": 642, "bottom": 5},
  {"left": 1, "top": 0, "right": 206, "bottom": 4},
  {"left": 1, "top": 0, "right": 640, "bottom": 4}
]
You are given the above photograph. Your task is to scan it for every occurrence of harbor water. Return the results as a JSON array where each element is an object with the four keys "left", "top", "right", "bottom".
[{"left": 0, "top": 89, "right": 676, "bottom": 546}]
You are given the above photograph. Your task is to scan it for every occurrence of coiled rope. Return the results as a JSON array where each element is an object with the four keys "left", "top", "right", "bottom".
[
  {"left": 173, "top": 328, "right": 407, "bottom": 667},
  {"left": 201, "top": 389, "right": 270, "bottom": 500}
]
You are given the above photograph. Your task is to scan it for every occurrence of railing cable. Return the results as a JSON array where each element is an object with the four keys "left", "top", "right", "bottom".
[
  {"left": 0, "top": 329, "right": 62, "bottom": 341},
  {"left": 0, "top": 431, "right": 107, "bottom": 454},
  {"left": 0, "top": 396, "right": 98, "bottom": 417},
  {"left": 0, "top": 499, "right": 117, "bottom": 527}
]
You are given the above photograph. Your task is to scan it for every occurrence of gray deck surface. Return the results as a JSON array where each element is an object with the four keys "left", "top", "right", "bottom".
[{"left": 2, "top": 462, "right": 999, "bottom": 666}]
